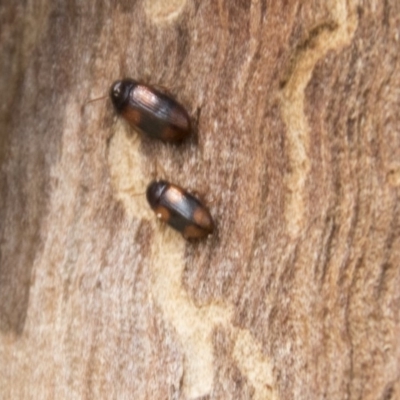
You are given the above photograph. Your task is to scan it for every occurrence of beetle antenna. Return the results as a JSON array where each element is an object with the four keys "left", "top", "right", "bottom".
[{"left": 86, "top": 94, "right": 108, "bottom": 104}]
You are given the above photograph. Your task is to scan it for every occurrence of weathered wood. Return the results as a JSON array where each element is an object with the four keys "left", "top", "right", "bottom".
[{"left": 1, "top": 1, "right": 399, "bottom": 399}]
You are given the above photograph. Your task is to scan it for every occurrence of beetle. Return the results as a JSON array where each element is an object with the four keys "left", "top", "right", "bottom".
[
  {"left": 146, "top": 180, "right": 214, "bottom": 239},
  {"left": 110, "top": 79, "right": 191, "bottom": 142}
]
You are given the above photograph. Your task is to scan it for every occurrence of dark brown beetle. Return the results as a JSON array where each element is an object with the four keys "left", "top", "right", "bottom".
[
  {"left": 146, "top": 180, "right": 214, "bottom": 239},
  {"left": 110, "top": 79, "right": 191, "bottom": 142}
]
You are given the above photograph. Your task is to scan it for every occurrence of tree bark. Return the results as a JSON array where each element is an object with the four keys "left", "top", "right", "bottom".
[{"left": 1, "top": 1, "right": 399, "bottom": 399}]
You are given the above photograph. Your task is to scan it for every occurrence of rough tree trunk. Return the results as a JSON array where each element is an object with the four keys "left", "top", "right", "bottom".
[{"left": 1, "top": 1, "right": 399, "bottom": 399}]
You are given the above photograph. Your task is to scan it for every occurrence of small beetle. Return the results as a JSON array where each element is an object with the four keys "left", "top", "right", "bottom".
[
  {"left": 110, "top": 79, "right": 191, "bottom": 142},
  {"left": 146, "top": 180, "right": 214, "bottom": 239}
]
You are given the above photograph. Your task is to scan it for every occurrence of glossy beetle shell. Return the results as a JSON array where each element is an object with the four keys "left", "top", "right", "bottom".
[
  {"left": 110, "top": 79, "right": 191, "bottom": 142},
  {"left": 146, "top": 180, "right": 214, "bottom": 239}
]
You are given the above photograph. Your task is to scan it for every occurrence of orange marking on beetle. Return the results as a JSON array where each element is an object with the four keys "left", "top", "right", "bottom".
[
  {"left": 161, "top": 126, "right": 180, "bottom": 140},
  {"left": 154, "top": 206, "right": 170, "bottom": 222},
  {"left": 132, "top": 85, "right": 160, "bottom": 109},
  {"left": 168, "top": 106, "right": 190, "bottom": 130},
  {"left": 121, "top": 107, "right": 142, "bottom": 125},
  {"left": 165, "top": 186, "right": 185, "bottom": 204},
  {"left": 193, "top": 207, "right": 213, "bottom": 230},
  {"left": 183, "top": 224, "right": 209, "bottom": 239}
]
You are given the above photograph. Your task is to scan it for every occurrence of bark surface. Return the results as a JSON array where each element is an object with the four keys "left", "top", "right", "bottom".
[{"left": 1, "top": 1, "right": 399, "bottom": 399}]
